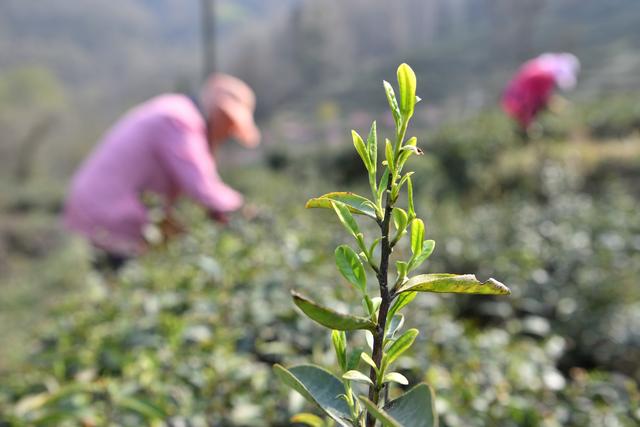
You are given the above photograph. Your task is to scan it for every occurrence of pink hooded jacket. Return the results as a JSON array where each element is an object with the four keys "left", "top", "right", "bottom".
[
  {"left": 502, "top": 53, "right": 580, "bottom": 129},
  {"left": 63, "top": 94, "right": 243, "bottom": 255}
]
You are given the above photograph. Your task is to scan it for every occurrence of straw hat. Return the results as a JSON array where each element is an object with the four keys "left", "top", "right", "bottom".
[{"left": 201, "top": 73, "right": 261, "bottom": 147}]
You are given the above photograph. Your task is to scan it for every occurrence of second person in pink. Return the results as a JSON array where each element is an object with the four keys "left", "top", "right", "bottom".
[
  {"left": 502, "top": 52, "right": 580, "bottom": 133},
  {"left": 63, "top": 74, "right": 260, "bottom": 262}
]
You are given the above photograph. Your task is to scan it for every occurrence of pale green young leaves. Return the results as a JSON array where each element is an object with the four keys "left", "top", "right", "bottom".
[
  {"left": 383, "top": 80, "right": 401, "bottom": 127},
  {"left": 335, "top": 245, "right": 366, "bottom": 294},
  {"left": 343, "top": 370, "right": 373, "bottom": 385},
  {"left": 332, "top": 330, "right": 347, "bottom": 372},
  {"left": 397, "top": 63, "right": 417, "bottom": 120},
  {"left": 352, "top": 130, "right": 372, "bottom": 173},
  {"left": 332, "top": 201, "right": 360, "bottom": 238},
  {"left": 382, "top": 329, "right": 419, "bottom": 371},
  {"left": 410, "top": 219, "right": 424, "bottom": 255}
]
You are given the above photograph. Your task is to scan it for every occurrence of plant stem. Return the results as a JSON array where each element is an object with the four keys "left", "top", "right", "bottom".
[{"left": 366, "top": 171, "right": 394, "bottom": 427}]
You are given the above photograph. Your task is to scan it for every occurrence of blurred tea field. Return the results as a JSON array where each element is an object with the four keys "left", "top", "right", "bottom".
[{"left": 1, "top": 96, "right": 640, "bottom": 426}]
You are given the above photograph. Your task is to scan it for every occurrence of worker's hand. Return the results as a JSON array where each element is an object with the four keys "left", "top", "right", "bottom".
[{"left": 208, "top": 210, "right": 229, "bottom": 225}]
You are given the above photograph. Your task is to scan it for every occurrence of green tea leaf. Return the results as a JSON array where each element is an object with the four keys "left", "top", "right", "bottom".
[
  {"left": 377, "top": 168, "right": 390, "bottom": 210},
  {"left": 360, "top": 352, "right": 378, "bottom": 371},
  {"left": 386, "top": 313, "right": 405, "bottom": 339},
  {"left": 292, "top": 291, "right": 376, "bottom": 331},
  {"left": 397, "top": 274, "right": 511, "bottom": 295},
  {"left": 367, "top": 121, "right": 378, "bottom": 171},
  {"left": 371, "top": 297, "right": 382, "bottom": 315},
  {"left": 343, "top": 370, "right": 373, "bottom": 385},
  {"left": 363, "top": 295, "right": 375, "bottom": 316},
  {"left": 387, "top": 292, "right": 417, "bottom": 320},
  {"left": 347, "top": 348, "right": 365, "bottom": 371},
  {"left": 385, "top": 138, "right": 395, "bottom": 171},
  {"left": 291, "top": 413, "right": 326, "bottom": 427},
  {"left": 392, "top": 208, "right": 408, "bottom": 236},
  {"left": 361, "top": 383, "right": 438, "bottom": 427},
  {"left": 383, "top": 80, "right": 401, "bottom": 126},
  {"left": 352, "top": 130, "right": 372, "bottom": 171},
  {"left": 335, "top": 245, "right": 366, "bottom": 294},
  {"left": 274, "top": 364, "right": 352, "bottom": 426},
  {"left": 359, "top": 397, "right": 401, "bottom": 427},
  {"left": 395, "top": 261, "right": 408, "bottom": 284},
  {"left": 407, "top": 177, "right": 415, "bottom": 218},
  {"left": 368, "top": 237, "right": 381, "bottom": 259},
  {"left": 332, "top": 201, "right": 360, "bottom": 238},
  {"left": 410, "top": 219, "right": 424, "bottom": 255},
  {"left": 332, "top": 330, "right": 347, "bottom": 372},
  {"left": 385, "top": 383, "right": 438, "bottom": 427},
  {"left": 365, "top": 330, "right": 374, "bottom": 350},
  {"left": 409, "top": 240, "right": 435, "bottom": 271},
  {"left": 382, "top": 329, "right": 418, "bottom": 371},
  {"left": 397, "top": 63, "right": 417, "bottom": 120},
  {"left": 306, "top": 192, "right": 377, "bottom": 219},
  {"left": 383, "top": 372, "right": 409, "bottom": 386}
]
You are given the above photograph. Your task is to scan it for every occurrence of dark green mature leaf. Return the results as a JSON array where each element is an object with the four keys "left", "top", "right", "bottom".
[
  {"left": 359, "top": 383, "right": 438, "bottom": 427},
  {"left": 335, "top": 245, "right": 366, "bottom": 293},
  {"left": 397, "top": 63, "right": 417, "bottom": 120},
  {"left": 385, "top": 383, "right": 438, "bottom": 427},
  {"left": 274, "top": 364, "right": 351, "bottom": 426},
  {"left": 382, "top": 329, "right": 418, "bottom": 370},
  {"left": 292, "top": 291, "right": 376, "bottom": 331},
  {"left": 397, "top": 274, "right": 511, "bottom": 295},
  {"left": 360, "top": 397, "right": 401, "bottom": 427},
  {"left": 306, "top": 192, "right": 377, "bottom": 219}
]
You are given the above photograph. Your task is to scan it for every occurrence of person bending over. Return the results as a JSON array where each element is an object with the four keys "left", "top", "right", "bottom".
[{"left": 63, "top": 74, "right": 260, "bottom": 269}]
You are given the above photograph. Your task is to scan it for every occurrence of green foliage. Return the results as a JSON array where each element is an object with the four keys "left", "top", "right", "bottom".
[
  {"left": 361, "top": 384, "right": 437, "bottom": 427},
  {"left": 1, "top": 145, "right": 639, "bottom": 425},
  {"left": 396, "top": 274, "right": 510, "bottom": 295},
  {"left": 292, "top": 291, "right": 377, "bottom": 332},
  {"left": 278, "top": 64, "right": 511, "bottom": 426},
  {"left": 274, "top": 364, "right": 351, "bottom": 425}
]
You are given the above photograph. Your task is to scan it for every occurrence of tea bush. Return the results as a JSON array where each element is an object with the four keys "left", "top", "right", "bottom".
[{"left": 1, "top": 90, "right": 640, "bottom": 425}]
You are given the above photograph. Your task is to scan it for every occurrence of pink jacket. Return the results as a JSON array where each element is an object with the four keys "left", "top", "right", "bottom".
[
  {"left": 63, "top": 94, "right": 243, "bottom": 255},
  {"left": 501, "top": 60, "right": 556, "bottom": 129}
]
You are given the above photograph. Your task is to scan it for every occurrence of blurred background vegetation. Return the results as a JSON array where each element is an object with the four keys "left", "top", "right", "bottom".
[{"left": 1, "top": 0, "right": 640, "bottom": 425}]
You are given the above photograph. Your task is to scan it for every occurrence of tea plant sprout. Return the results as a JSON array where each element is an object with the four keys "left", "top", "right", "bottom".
[{"left": 274, "top": 64, "right": 511, "bottom": 427}]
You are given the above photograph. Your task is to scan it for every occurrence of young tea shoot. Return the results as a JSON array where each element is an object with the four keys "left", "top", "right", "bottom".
[{"left": 274, "top": 63, "right": 511, "bottom": 427}]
